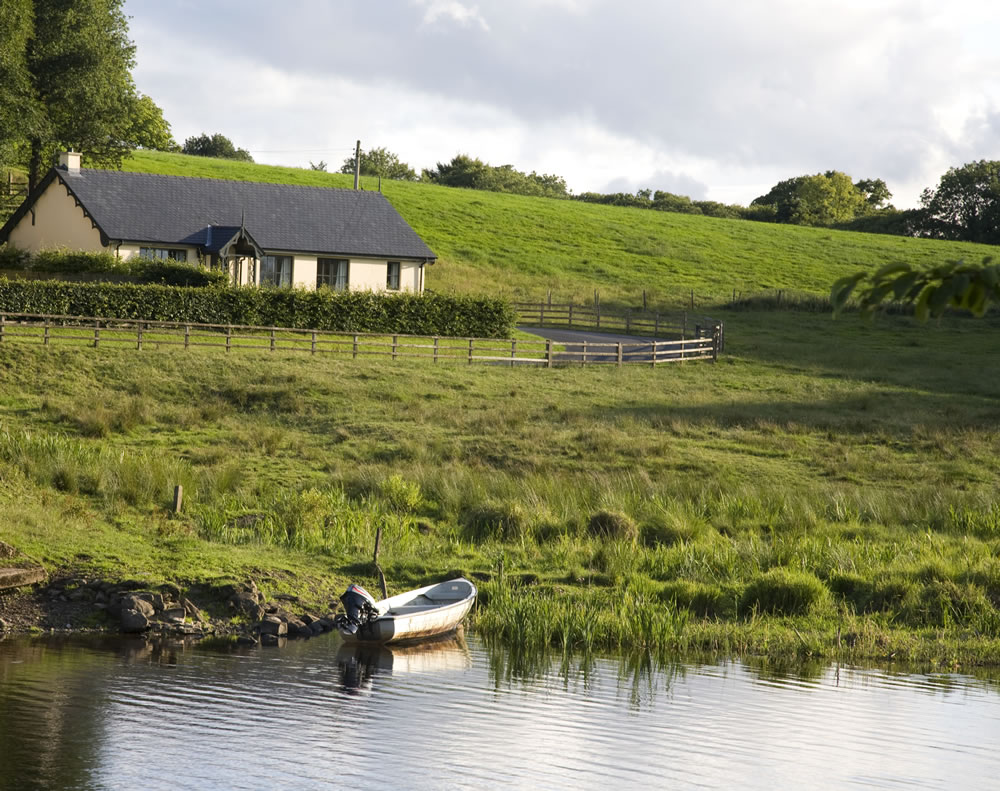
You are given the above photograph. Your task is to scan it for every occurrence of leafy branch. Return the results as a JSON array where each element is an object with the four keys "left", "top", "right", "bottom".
[{"left": 831, "top": 256, "right": 999, "bottom": 320}]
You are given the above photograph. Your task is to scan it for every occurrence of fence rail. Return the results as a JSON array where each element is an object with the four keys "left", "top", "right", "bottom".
[
  {"left": 514, "top": 301, "right": 724, "bottom": 350},
  {"left": 0, "top": 312, "right": 719, "bottom": 367}
]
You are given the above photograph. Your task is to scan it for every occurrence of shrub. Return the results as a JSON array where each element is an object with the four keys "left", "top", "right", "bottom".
[
  {"left": 462, "top": 501, "right": 530, "bottom": 542},
  {"left": 0, "top": 279, "right": 516, "bottom": 337},
  {"left": 379, "top": 474, "right": 423, "bottom": 513},
  {"left": 659, "top": 580, "right": 733, "bottom": 619},
  {"left": 586, "top": 510, "right": 638, "bottom": 541},
  {"left": 827, "top": 572, "right": 911, "bottom": 614},
  {"left": 740, "top": 569, "right": 829, "bottom": 616}
]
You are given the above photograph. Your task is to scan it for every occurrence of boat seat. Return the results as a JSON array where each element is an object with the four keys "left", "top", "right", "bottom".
[{"left": 387, "top": 605, "right": 437, "bottom": 614}]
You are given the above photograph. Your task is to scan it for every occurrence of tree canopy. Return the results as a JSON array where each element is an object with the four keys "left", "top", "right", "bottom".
[
  {"left": 751, "top": 171, "right": 889, "bottom": 226},
  {"left": 340, "top": 147, "right": 416, "bottom": 181},
  {"left": 181, "top": 133, "right": 253, "bottom": 162},
  {"left": 422, "top": 155, "right": 568, "bottom": 198},
  {"left": 919, "top": 160, "right": 1000, "bottom": 244},
  {"left": 0, "top": 0, "right": 166, "bottom": 190}
]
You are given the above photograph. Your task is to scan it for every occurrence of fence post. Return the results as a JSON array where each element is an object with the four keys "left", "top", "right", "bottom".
[
  {"left": 568, "top": 303, "right": 573, "bottom": 327},
  {"left": 654, "top": 312, "right": 659, "bottom": 337},
  {"left": 651, "top": 341, "right": 657, "bottom": 368},
  {"left": 433, "top": 336, "right": 439, "bottom": 364},
  {"left": 93, "top": 319, "right": 100, "bottom": 348},
  {"left": 625, "top": 310, "right": 631, "bottom": 335},
  {"left": 0, "top": 313, "right": 5, "bottom": 343},
  {"left": 596, "top": 302, "right": 600, "bottom": 328},
  {"left": 392, "top": 334, "right": 398, "bottom": 361},
  {"left": 311, "top": 331, "right": 317, "bottom": 355},
  {"left": 43, "top": 318, "right": 50, "bottom": 346},
  {"left": 582, "top": 340, "right": 587, "bottom": 365},
  {"left": 226, "top": 325, "right": 232, "bottom": 352},
  {"left": 135, "top": 321, "right": 143, "bottom": 350},
  {"left": 616, "top": 343, "right": 623, "bottom": 367},
  {"left": 546, "top": 339, "right": 553, "bottom": 368},
  {"left": 681, "top": 337, "right": 686, "bottom": 361},
  {"left": 184, "top": 324, "right": 190, "bottom": 349},
  {"left": 353, "top": 334, "right": 359, "bottom": 359},
  {"left": 713, "top": 325, "right": 721, "bottom": 362},
  {"left": 540, "top": 302, "right": 545, "bottom": 326},
  {"left": 510, "top": 339, "right": 516, "bottom": 368},
  {"left": 468, "top": 337, "right": 474, "bottom": 365},
  {"left": 270, "top": 328, "right": 276, "bottom": 352}
]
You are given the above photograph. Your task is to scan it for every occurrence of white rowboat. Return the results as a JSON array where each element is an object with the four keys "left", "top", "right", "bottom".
[{"left": 337, "top": 578, "right": 477, "bottom": 644}]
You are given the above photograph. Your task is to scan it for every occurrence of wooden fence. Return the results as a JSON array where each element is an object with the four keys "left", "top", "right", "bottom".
[
  {"left": 0, "top": 312, "right": 719, "bottom": 366},
  {"left": 514, "top": 301, "right": 724, "bottom": 352}
]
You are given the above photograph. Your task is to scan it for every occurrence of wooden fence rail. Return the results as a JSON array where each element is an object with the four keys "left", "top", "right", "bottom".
[
  {"left": 514, "top": 301, "right": 725, "bottom": 352},
  {"left": 0, "top": 313, "right": 720, "bottom": 366}
]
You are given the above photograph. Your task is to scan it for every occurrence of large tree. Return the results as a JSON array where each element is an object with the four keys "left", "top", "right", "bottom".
[
  {"left": 5, "top": 0, "right": 148, "bottom": 190},
  {"left": 341, "top": 146, "right": 416, "bottom": 181},
  {"left": 919, "top": 160, "right": 1000, "bottom": 244},
  {"left": 751, "top": 171, "right": 886, "bottom": 226}
]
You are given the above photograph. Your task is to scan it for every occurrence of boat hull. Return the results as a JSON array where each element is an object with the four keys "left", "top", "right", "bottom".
[{"left": 339, "top": 578, "right": 476, "bottom": 645}]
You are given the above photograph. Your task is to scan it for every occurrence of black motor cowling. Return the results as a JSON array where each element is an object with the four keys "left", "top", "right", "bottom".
[{"left": 333, "top": 583, "right": 379, "bottom": 635}]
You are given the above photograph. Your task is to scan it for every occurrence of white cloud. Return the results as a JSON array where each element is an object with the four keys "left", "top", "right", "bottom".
[
  {"left": 414, "top": 0, "right": 490, "bottom": 31},
  {"left": 125, "top": 0, "right": 1000, "bottom": 208}
]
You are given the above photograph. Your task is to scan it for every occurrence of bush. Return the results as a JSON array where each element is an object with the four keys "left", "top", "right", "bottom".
[
  {"left": 0, "top": 279, "right": 516, "bottom": 337},
  {"left": 740, "top": 569, "right": 829, "bottom": 616},
  {"left": 659, "top": 580, "right": 733, "bottom": 618},
  {"left": 586, "top": 510, "right": 638, "bottom": 541},
  {"left": 461, "top": 501, "right": 530, "bottom": 542},
  {"left": 827, "top": 572, "right": 911, "bottom": 614},
  {"left": 0, "top": 247, "right": 227, "bottom": 287}
]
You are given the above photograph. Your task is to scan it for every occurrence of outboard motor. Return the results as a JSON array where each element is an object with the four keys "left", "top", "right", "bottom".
[{"left": 333, "top": 583, "right": 379, "bottom": 636}]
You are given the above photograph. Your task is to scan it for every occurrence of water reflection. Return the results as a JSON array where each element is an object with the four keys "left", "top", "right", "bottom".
[
  {"left": 335, "top": 633, "right": 472, "bottom": 693},
  {"left": 1, "top": 633, "right": 999, "bottom": 790}
]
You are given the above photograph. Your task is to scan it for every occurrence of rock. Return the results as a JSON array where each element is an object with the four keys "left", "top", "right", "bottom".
[
  {"left": 230, "top": 593, "right": 264, "bottom": 621},
  {"left": 258, "top": 616, "right": 287, "bottom": 637},
  {"left": 181, "top": 597, "right": 206, "bottom": 623},
  {"left": 286, "top": 618, "right": 310, "bottom": 638},
  {"left": 309, "top": 621, "right": 325, "bottom": 636},
  {"left": 316, "top": 617, "right": 335, "bottom": 632},
  {"left": 260, "top": 633, "right": 280, "bottom": 647},
  {"left": 274, "top": 593, "right": 299, "bottom": 603},
  {"left": 159, "top": 582, "right": 182, "bottom": 600},
  {"left": 300, "top": 612, "right": 318, "bottom": 625},
  {"left": 122, "top": 595, "right": 155, "bottom": 618},
  {"left": 68, "top": 589, "right": 89, "bottom": 602},
  {"left": 120, "top": 608, "right": 150, "bottom": 633},
  {"left": 0, "top": 618, "right": 9, "bottom": 631},
  {"left": 162, "top": 608, "right": 186, "bottom": 624}
]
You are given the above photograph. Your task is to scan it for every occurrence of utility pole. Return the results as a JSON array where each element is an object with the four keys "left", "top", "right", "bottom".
[{"left": 354, "top": 140, "right": 361, "bottom": 190}]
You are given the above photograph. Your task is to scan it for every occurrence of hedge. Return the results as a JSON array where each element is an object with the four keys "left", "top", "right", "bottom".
[
  {"left": 0, "top": 279, "right": 517, "bottom": 338},
  {"left": 0, "top": 247, "right": 227, "bottom": 287}
]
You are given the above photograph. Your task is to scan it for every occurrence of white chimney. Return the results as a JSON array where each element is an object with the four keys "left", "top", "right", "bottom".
[{"left": 58, "top": 151, "right": 81, "bottom": 173}]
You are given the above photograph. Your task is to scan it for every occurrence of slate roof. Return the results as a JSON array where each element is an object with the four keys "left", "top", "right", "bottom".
[{"left": 3, "top": 168, "right": 436, "bottom": 261}]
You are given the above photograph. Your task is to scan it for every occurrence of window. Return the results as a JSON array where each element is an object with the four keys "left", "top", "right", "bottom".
[
  {"left": 387, "top": 261, "right": 401, "bottom": 291},
  {"left": 139, "top": 247, "right": 187, "bottom": 261},
  {"left": 317, "top": 258, "right": 349, "bottom": 291},
  {"left": 260, "top": 255, "right": 292, "bottom": 287}
]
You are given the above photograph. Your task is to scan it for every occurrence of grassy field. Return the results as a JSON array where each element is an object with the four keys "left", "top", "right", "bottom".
[
  {"left": 120, "top": 150, "right": 997, "bottom": 309},
  {"left": 2, "top": 150, "right": 998, "bottom": 667},
  {"left": 1, "top": 304, "right": 999, "bottom": 666}
]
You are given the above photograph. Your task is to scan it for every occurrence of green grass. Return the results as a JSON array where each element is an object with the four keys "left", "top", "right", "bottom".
[
  {"left": 122, "top": 150, "right": 998, "bottom": 309},
  {"left": 1, "top": 304, "right": 999, "bottom": 666}
]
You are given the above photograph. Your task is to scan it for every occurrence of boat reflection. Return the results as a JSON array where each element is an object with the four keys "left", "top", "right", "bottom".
[{"left": 335, "top": 632, "right": 472, "bottom": 693}]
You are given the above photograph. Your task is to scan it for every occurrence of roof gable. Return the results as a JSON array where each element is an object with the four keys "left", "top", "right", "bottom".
[{"left": 11, "top": 169, "right": 436, "bottom": 261}]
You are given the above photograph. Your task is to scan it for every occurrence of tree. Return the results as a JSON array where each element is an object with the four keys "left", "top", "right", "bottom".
[
  {"left": 422, "top": 154, "right": 568, "bottom": 197},
  {"left": 182, "top": 133, "right": 253, "bottom": 162},
  {"left": 340, "top": 147, "right": 416, "bottom": 181},
  {"left": 15, "top": 0, "right": 146, "bottom": 190},
  {"left": 831, "top": 257, "right": 999, "bottom": 320},
  {"left": 751, "top": 171, "right": 881, "bottom": 226},
  {"left": 0, "top": 0, "right": 36, "bottom": 173},
  {"left": 128, "top": 93, "right": 175, "bottom": 151},
  {"left": 919, "top": 160, "right": 1000, "bottom": 244}
]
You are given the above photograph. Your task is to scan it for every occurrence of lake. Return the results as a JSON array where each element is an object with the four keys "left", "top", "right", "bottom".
[{"left": 1, "top": 632, "right": 997, "bottom": 790}]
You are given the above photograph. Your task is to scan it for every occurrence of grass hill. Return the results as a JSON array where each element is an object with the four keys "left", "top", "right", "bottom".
[{"left": 121, "top": 151, "right": 995, "bottom": 309}]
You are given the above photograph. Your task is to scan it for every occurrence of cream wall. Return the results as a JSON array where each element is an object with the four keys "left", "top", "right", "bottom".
[
  {"left": 292, "top": 255, "right": 317, "bottom": 289},
  {"left": 7, "top": 179, "right": 104, "bottom": 254}
]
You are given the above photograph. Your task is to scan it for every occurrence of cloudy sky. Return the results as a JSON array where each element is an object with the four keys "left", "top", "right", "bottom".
[{"left": 124, "top": 0, "right": 1000, "bottom": 208}]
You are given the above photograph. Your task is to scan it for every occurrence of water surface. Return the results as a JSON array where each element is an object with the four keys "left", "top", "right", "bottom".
[{"left": 0, "top": 633, "right": 997, "bottom": 790}]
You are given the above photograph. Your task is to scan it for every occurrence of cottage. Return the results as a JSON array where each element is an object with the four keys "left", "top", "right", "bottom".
[{"left": 0, "top": 152, "right": 436, "bottom": 292}]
